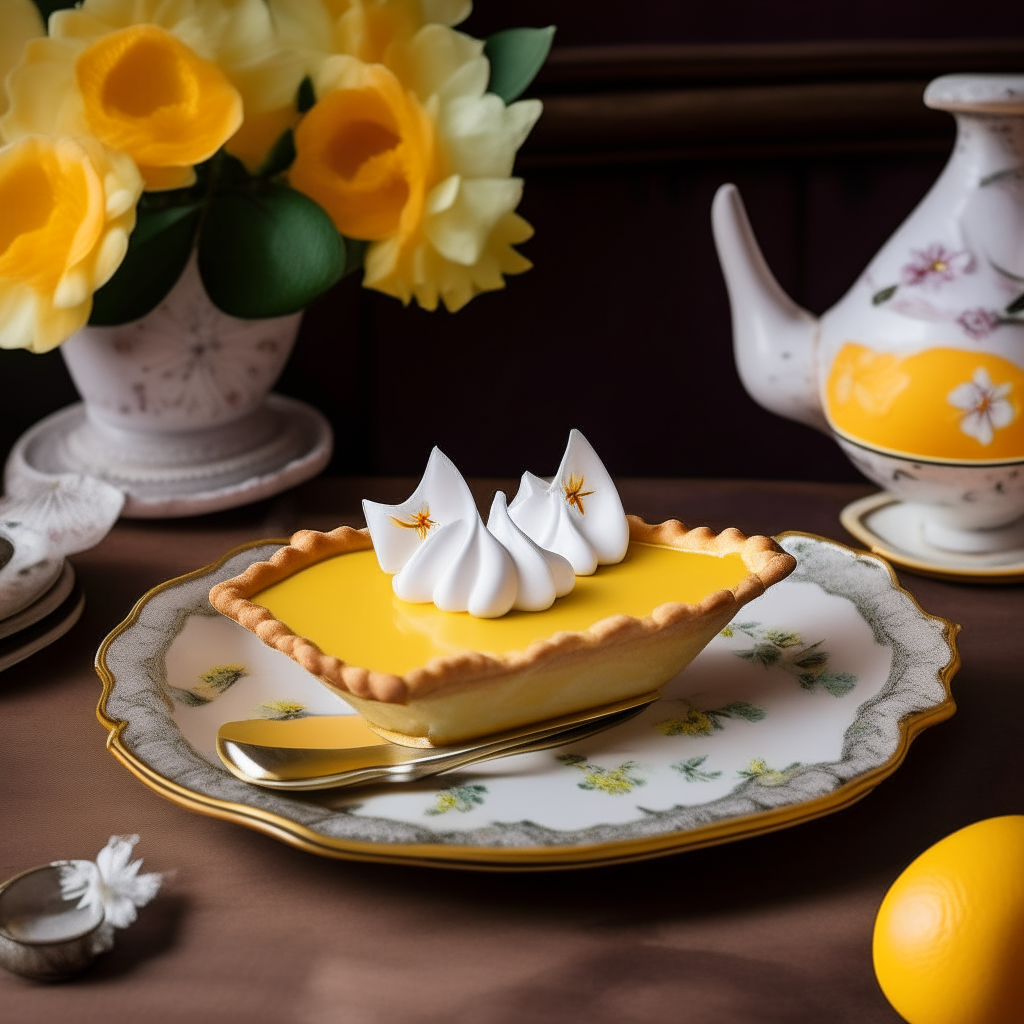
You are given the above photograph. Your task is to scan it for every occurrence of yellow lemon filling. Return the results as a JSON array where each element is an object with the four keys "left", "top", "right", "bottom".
[
  {"left": 254, "top": 541, "right": 749, "bottom": 677},
  {"left": 826, "top": 343, "right": 1024, "bottom": 461}
]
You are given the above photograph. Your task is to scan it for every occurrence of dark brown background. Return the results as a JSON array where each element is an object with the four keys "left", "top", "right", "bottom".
[{"left": 3, "top": 2, "right": 1023, "bottom": 483}]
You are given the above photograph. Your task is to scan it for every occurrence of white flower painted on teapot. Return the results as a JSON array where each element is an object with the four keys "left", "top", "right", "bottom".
[{"left": 947, "top": 368, "right": 1016, "bottom": 446}]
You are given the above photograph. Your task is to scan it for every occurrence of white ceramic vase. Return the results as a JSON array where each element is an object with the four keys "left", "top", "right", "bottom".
[{"left": 5, "top": 257, "right": 333, "bottom": 518}]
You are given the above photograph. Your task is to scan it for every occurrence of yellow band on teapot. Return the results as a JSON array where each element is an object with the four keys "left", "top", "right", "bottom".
[{"left": 826, "top": 343, "right": 1024, "bottom": 462}]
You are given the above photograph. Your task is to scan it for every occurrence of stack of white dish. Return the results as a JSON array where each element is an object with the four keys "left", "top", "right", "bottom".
[
  {"left": 0, "top": 552, "right": 83, "bottom": 673},
  {"left": 0, "top": 472, "right": 125, "bottom": 672}
]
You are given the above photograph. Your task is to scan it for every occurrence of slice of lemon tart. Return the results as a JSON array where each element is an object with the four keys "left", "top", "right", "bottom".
[{"left": 210, "top": 515, "right": 795, "bottom": 746}]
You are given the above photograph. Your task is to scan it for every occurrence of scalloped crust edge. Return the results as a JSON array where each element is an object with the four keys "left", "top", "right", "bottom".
[{"left": 209, "top": 515, "right": 796, "bottom": 711}]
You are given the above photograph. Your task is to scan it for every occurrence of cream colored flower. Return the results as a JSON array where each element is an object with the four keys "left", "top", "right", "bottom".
[
  {"left": 0, "top": 134, "right": 143, "bottom": 352},
  {"left": 948, "top": 367, "right": 1016, "bottom": 446},
  {"left": 1, "top": 0, "right": 304, "bottom": 182},
  {"left": 0, "top": 0, "right": 44, "bottom": 119},
  {"left": 270, "top": 0, "right": 470, "bottom": 68},
  {"left": 59, "top": 834, "right": 163, "bottom": 931},
  {"left": 289, "top": 24, "right": 540, "bottom": 311}
]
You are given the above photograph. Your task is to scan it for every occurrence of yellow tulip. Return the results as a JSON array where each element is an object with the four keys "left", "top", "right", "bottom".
[
  {"left": 2, "top": 0, "right": 304, "bottom": 182},
  {"left": 0, "top": 0, "right": 44, "bottom": 119},
  {"left": 289, "top": 24, "right": 540, "bottom": 311},
  {"left": 290, "top": 59, "right": 433, "bottom": 240},
  {"left": 76, "top": 24, "right": 243, "bottom": 187},
  {"left": 0, "top": 134, "right": 143, "bottom": 352}
]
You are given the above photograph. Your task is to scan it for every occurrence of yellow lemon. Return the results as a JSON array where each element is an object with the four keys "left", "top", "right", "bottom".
[{"left": 873, "top": 815, "right": 1024, "bottom": 1024}]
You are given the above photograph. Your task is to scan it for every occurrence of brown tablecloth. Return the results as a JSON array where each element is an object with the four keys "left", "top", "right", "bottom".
[{"left": 1, "top": 478, "right": 1018, "bottom": 1023}]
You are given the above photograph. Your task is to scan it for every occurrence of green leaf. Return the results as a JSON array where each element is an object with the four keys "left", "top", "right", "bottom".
[
  {"left": 1007, "top": 293, "right": 1024, "bottom": 314},
  {"left": 89, "top": 203, "right": 201, "bottom": 326},
  {"left": 719, "top": 701, "right": 767, "bottom": 722},
  {"left": 257, "top": 129, "right": 297, "bottom": 178},
  {"left": 763, "top": 629, "right": 801, "bottom": 648},
  {"left": 342, "top": 237, "right": 368, "bottom": 277},
  {"left": 872, "top": 285, "right": 898, "bottom": 305},
  {"left": 297, "top": 76, "right": 316, "bottom": 113},
  {"left": 32, "top": 0, "right": 75, "bottom": 19},
  {"left": 737, "top": 644, "right": 781, "bottom": 669},
  {"left": 197, "top": 185, "right": 345, "bottom": 318},
  {"left": 818, "top": 671, "right": 857, "bottom": 697},
  {"left": 484, "top": 26, "right": 555, "bottom": 103}
]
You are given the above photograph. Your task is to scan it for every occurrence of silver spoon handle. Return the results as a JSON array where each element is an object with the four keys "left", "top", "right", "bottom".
[{"left": 239, "top": 704, "right": 649, "bottom": 791}]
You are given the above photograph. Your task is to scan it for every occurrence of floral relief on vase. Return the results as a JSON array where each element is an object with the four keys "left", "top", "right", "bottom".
[{"left": 61, "top": 259, "right": 300, "bottom": 430}]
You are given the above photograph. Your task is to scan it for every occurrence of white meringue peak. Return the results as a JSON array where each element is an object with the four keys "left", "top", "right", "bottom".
[
  {"left": 393, "top": 514, "right": 518, "bottom": 618},
  {"left": 508, "top": 429, "right": 629, "bottom": 575},
  {"left": 362, "top": 447, "right": 478, "bottom": 573},
  {"left": 363, "top": 446, "right": 518, "bottom": 618},
  {"left": 486, "top": 491, "right": 576, "bottom": 611}
]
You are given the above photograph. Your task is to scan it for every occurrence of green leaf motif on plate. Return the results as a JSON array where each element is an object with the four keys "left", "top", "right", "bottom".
[
  {"left": 254, "top": 699, "right": 308, "bottom": 720},
  {"left": 197, "top": 184, "right": 345, "bottom": 318},
  {"left": 484, "top": 26, "right": 555, "bottom": 103},
  {"left": 872, "top": 285, "right": 898, "bottom": 305},
  {"left": 656, "top": 700, "right": 767, "bottom": 737},
  {"left": 737, "top": 758, "right": 802, "bottom": 786},
  {"left": 558, "top": 754, "right": 646, "bottom": 795},
  {"left": 426, "top": 784, "right": 488, "bottom": 816},
  {"left": 170, "top": 662, "right": 247, "bottom": 706},
  {"left": 725, "top": 621, "right": 858, "bottom": 697},
  {"left": 671, "top": 755, "right": 723, "bottom": 782}
]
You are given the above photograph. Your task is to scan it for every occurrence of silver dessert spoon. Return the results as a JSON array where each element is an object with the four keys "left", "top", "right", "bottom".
[{"left": 216, "top": 692, "right": 658, "bottom": 791}]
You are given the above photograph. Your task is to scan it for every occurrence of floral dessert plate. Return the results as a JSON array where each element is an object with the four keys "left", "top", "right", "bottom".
[{"left": 95, "top": 533, "right": 959, "bottom": 869}]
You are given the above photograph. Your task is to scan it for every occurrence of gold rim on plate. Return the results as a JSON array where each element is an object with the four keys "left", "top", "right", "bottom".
[{"left": 94, "top": 531, "right": 960, "bottom": 871}]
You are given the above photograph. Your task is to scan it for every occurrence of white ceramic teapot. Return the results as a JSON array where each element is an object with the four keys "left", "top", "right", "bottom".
[{"left": 713, "top": 74, "right": 1024, "bottom": 558}]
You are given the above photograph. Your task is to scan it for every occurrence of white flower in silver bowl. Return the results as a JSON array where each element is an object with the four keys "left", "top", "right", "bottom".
[
  {"left": 57, "top": 835, "right": 163, "bottom": 951},
  {"left": 947, "top": 368, "right": 1015, "bottom": 446}
]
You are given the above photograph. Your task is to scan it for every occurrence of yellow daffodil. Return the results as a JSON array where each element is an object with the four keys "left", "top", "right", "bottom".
[
  {"left": 0, "top": 0, "right": 44, "bottom": 119},
  {"left": 1, "top": 0, "right": 304, "bottom": 183},
  {"left": 270, "top": 0, "right": 471, "bottom": 68},
  {"left": 77, "top": 25, "right": 243, "bottom": 187},
  {"left": 290, "top": 24, "right": 540, "bottom": 311},
  {"left": 0, "top": 134, "right": 143, "bottom": 352}
]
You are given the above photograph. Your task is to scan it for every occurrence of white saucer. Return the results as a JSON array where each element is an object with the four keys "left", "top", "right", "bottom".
[
  {"left": 0, "top": 562, "right": 75, "bottom": 642},
  {"left": 841, "top": 491, "right": 1024, "bottom": 583},
  {"left": 0, "top": 581, "right": 84, "bottom": 673},
  {"left": 5, "top": 394, "right": 332, "bottom": 519}
]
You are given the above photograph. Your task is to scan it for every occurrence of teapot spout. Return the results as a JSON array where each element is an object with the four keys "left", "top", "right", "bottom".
[{"left": 711, "top": 184, "right": 826, "bottom": 433}]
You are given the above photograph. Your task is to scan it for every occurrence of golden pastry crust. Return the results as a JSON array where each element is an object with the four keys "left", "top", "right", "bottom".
[{"left": 209, "top": 516, "right": 796, "bottom": 711}]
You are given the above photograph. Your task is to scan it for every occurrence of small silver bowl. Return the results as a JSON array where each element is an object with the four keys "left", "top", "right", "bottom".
[{"left": 0, "top": 863, "right": 106, "bottom": 981}]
